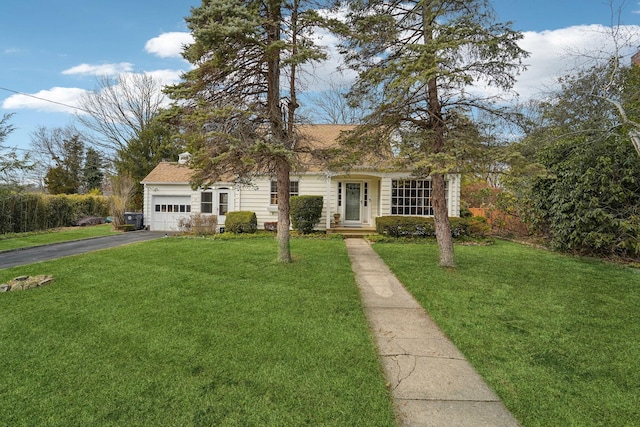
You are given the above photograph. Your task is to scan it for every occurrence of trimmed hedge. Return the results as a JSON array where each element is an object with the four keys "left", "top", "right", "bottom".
[
  {"left": 0, "top": 193, "right": 110, "bottom": 234},
  {"left": 290, "top": 195, "right": 323, "bottom": 234},
  {"left": 225, "top": 211, "right": 257, "bottom": 234},
  {"left": 375, "top": 215, "right": 489, "bottom": 239}
]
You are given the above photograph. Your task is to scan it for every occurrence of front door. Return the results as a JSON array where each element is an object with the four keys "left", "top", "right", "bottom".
[
  {"left": 216, "top": 189, "right": 231, "bottom": 225},
  {"left": 344, "top": 182, "right": 361, "bottom": 223}
]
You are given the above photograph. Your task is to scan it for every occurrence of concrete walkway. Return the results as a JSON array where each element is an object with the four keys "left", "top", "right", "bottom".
[{"left": 345, "top": 239, "right": 520, "bottom": 427}]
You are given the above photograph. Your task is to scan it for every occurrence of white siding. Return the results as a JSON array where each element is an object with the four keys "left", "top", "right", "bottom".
[
  {"left": 236, "top": 174, "right": 330, "bottom": 230},
  {"left": 143, "top": 182, "right": 235, "bottom": 232},
  {"left": 143, "top": 171, "right": 461, "bottom": 232}
]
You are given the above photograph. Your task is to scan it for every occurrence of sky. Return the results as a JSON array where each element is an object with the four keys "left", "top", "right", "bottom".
[{"left": 2, "top": 0, "right": 640, "bottom": 155}]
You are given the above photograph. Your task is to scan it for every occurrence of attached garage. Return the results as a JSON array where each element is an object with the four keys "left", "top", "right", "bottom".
[{"left": 150, "top": 195, "right": 192, "bottom": 231}]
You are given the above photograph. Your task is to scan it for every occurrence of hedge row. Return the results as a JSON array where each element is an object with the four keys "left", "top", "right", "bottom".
[
  {"left": 0, "top": 193, "right": 110, "bottom": 234},
  {"left": 375, "top": 215, "right": 490, "bottom": 239}
]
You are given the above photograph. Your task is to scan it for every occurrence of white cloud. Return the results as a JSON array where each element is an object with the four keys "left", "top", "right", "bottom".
[
  {"left": 145, "top": 32, "right": 194, "bottom": 58},
  {"left": 511, "top": 24, "right": 640, "bottom": 100},
  {"left": 143, "top": 69, "right": 186, "bottom": 86},
  {"left": 296, "top": 25, "right": 358, "bottom": 93},
  {"left": 62, "top": 62, "right": 134, "bottom": 76},
  {"left": 6, "top": 24, "right": 639, "bottom": 119},
  {"left": 2, "top": 87, "right": 88, "bottom": 113}
]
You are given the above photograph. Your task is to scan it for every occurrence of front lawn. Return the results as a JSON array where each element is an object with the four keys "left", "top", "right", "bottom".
[
  {"left": 0, "top": 224, "right": 117, "bottom": 252},
  {"left": 0, "top": 238, "right": 395, "bottom": 426},
  {"left": 374, "top": 239, "right": 640, "bottom": 427}
]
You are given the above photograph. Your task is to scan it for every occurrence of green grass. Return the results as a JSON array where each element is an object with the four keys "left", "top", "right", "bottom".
[
  {"left": 373, "top": 239, "right": 640, "bottom": 427},
  {"left": 0, "top": 238, "right": 395, "bottom": 426},
  {"left": 0, "top": 224, "right": 118, "bottom": 252}
]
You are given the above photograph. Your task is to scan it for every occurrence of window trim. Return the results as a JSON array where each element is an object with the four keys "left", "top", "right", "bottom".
[
  {"left": 270, "top": 180, "right": 299, "bottom": 205},
  {"left": 390, "top": 179, "right": 448, "bottom": 217},
  {"left": 201, "top": 192, "right": 213, "bottom": 214}
]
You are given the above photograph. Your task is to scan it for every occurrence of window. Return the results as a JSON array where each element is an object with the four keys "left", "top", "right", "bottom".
[
  {"left": 364, "top": 182, "right": 368, "bottom": 207},
  {"left": 270, "top": 180, "right": 299, "bottom": 205},
  {"left": 391, "top": 179, "right": 448, "bottom": 216},
  {"left": 155, "top": 204, "right": 190, "bottom": 213},
  {"left": 201, "top": 192, "right": 213, "bottom": 213},
  {"left": 219, "top": 193, "right": 229, "bottom": 216}
]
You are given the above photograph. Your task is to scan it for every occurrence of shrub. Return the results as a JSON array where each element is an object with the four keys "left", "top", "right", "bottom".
[
  {"left": 376, "top": 216, "right": 436, "bottom": 237},
  {"left": 290, "top": 195, "right": 323, "bottom": 234},
  {"left": 0, "top": 193, "right": 110, "bottom": 233},
  {"left": 46, "top": 195, "right": 75, "bottom": 228},
  {"left": 376, "top": 216, "right": 489, "bottom": 239},
  {"left": 264, "top": 222, "right": 278, "bottom": 232},
  {"left": 225, "top": 211, "right": 257, "bottom": 234},
  {"left": 177, "top": 213, "right": 218, "bottom": 235}
]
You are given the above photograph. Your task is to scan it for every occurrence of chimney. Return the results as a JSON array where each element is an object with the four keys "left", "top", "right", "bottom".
[{"left": 178, "top": 152, "right": 192, "bottom": 165}]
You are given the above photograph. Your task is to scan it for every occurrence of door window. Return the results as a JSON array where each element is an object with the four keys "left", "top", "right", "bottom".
[
  {"left": 218, "top": 192, "right": 229, "bottom": 216},
  {"left": 345, "top": 183, "right": 361, "bottom": 221}
]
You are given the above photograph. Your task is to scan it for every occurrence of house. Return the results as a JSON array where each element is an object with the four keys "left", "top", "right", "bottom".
[{"left": 141, "top": 124, "right": 461, "bottom": 232}]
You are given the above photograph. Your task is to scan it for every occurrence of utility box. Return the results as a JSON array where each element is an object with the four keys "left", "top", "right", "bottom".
[{"left": 124, "top": 212, "right": 144, "bottom": 230}]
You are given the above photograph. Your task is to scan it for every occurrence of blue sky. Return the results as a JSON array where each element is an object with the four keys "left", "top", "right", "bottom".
[{"left": 2, "top": 0, "right": 640, "bottom": 154}]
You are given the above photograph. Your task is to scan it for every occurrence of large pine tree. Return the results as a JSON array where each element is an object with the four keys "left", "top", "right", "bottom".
[
  {"left": 339, "top": 0, "right": 527, "bottom": 266},
  {"left": 167, "top": 0, "right": 328, "bottom": 262}
]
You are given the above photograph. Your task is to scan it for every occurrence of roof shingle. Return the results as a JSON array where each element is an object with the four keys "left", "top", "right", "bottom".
[{"left": 141, "top": 124, "right": 358, "bottom": 184}]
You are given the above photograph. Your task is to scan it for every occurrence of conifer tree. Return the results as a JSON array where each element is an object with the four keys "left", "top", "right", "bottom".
[
  {"left": 338, "top": 0, "right": 527, "bottom": 267},
  {"left": 167, "top": 0, "right": 328, "bottom": 262}
]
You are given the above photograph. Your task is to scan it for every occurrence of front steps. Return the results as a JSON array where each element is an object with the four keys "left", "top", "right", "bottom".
[{"left": 326, "top": 227, "right": 377, "bottom": 238}]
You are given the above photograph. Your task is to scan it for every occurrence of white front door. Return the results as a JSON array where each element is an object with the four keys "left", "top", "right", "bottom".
[
  {"left": 216, "top": 189, "right": 231, "bottom": 225},
  {"left": 344, "top": 182, "right": 362, "bottom": 224}
]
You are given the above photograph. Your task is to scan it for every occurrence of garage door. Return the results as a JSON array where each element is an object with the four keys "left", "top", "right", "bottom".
[{"left": 151, "top": 196, "right": 192, "bottom": 231}]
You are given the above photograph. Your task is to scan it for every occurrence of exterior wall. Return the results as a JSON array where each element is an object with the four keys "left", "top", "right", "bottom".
[
  {"left": 237, "top": 174, "right": 330, "bottom": 230},
  {"left": 143, "top": 172, "right": 461, "bottom": 232},
  {"left": 143, "top": 182, "right": 235, "bottom": 231}
]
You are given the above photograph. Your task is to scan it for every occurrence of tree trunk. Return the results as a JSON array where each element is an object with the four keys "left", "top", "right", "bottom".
[
  {"left": 266, "top": 1, "right": 291, "bottom": 263},
  {"left": 276, "top": 157, "right": 291, "bottom": 263},
  {"left": 423, "top": 1, "right": 455, "bottom": 268},
  {"left": 432, "top": 173, "right": 454, "bottom": 267}
]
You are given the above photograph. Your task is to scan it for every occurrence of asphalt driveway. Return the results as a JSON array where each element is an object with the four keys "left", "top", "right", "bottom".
[{"left": 0, "top": 231, "right": 165, "bottom": 270}]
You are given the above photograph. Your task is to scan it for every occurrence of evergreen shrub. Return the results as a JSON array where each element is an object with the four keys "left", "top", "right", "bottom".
[
  {"left": 225, "top": 211, "right": 257, "bottom": 234},
  {"left": 0, "top": 193, "right": 109, "bottom": 234},
  {"left": 375, "top": 215, "right": 489, "bottom": 239},
  {"left": 290, "top": 195, "right": 323, "bottom": 234}
]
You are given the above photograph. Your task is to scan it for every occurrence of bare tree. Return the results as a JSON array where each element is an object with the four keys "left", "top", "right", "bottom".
[
  {"left": 559, "top": 0, "right": 640, "bottom": 156},
  {"left": 108, "top": 174, "right": 137, "bottom": 228},
  {"left": 1, "top": 113, "right": 32, "bottom": 191},
  {"left": 308, "top": 80, "right": 368, "bottom": 124},
  {"left": 77, "top": 73, "right": 166, "bottom": 156}
]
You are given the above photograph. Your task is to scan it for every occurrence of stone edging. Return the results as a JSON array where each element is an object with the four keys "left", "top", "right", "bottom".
[{"left": 0, "top": 275, "right": 55, "bottom": 292}]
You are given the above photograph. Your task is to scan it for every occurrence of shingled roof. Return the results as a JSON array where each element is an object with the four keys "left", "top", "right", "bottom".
[
  {"left": 141, "top": 124, "right": 358, "bottom": 184},
  {"left": 141, "top": 161, "right": 195, "bottom": 184}
]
